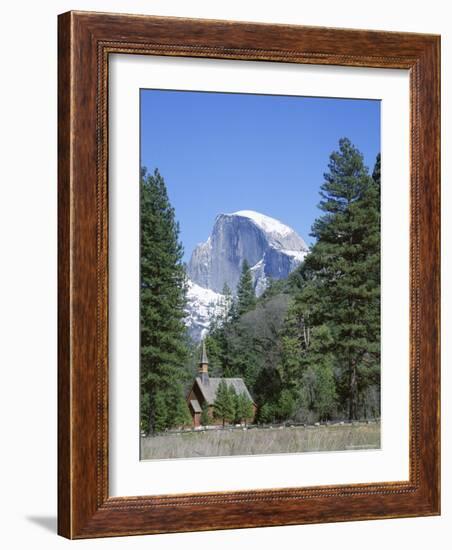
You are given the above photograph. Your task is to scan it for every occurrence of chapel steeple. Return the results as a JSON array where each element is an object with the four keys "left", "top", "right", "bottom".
[{"left": 198, "top": 340, "right": 209, "bottom": 384}]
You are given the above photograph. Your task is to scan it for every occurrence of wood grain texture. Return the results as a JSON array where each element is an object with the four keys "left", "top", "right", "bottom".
[
  {"left": 57, "top": 11, "right": 440, "bottom": 539},
  {"left": 57, "top": 10, "right": 72, "bottom": 538}
]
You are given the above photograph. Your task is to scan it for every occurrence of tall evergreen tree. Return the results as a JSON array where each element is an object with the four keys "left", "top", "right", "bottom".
[
  {"left": 140, "top": 167, "right": 191, "bottom": 433},
  {"left": 299, "top": 325, "right": 337, "bottom": 421},
  {"left": 213, "top": 380, "right": 235, "bottom": 427},
  {"left": 277, "top": 304, "right": 335, "bottom": 422},
  {"left": 296, "top": 138, "right": 380, "bottom": 420},
  {"left": 278, "top": 312, "right": 304, "bottom": 395},
  {"left": 204, "top": 283, "right": 235, "bottom": 378},
  {"left": 200, "top": 401, "right": 210, "bottom": 426},
  {"left": 372, "top": 152, "right": 381, "bottom": 188},
  {"left": 221, "top": 282, "right": 234, "bottom": 322},
  {"left": 234, "top": 392, "right": 254, "bottom": 425},
  {"left": 236, "top": 260, "right": 256, "bottom": 316}
]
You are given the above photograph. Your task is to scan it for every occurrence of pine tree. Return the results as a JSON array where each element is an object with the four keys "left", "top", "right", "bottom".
[
  {"left": 200, "top": 402, "right": 210, "bottom": 426},
  {"left": 234, "top": 392, "right": 254, "bottom": 425},
  {"left": 204, "top": 335, "right": 224, "bottom": 378},
  {"left": 213, "top": 380, "right": 235, "bottom": 427},
  {"left": 228, "top": 385, "right": 238, "bottom": 424},
  {"left": 258, "top": 402, "right": 275, "bottom": 424},
  {"left": 297, "top": 138, "right": 380, "bottom": 420},
  {"left": 279, "top": 331, "right": 303, "bottom": 394},
  {"left": 204, "top": 283, "right": 234, "bottom": 378},
  {"left": 242, "top": 395, "right": 254, "bottom": 426},
  {"left": 221, "top": 282, "right": 234, "bottom": 322},
  {"left": 372, "top": 153, "right": 381, "bottom": 188},
  {"left": 236, "top": 260, "right": 256, "bottom": 316},
  {"left": 299, "top": 325, "right": 336, "bottom": 421},
  {"left": 140, "top": 167, "right": 191, "bottom": 433},
  {"left": 275, "top": 389, "right": 295, "bottom": 422}
]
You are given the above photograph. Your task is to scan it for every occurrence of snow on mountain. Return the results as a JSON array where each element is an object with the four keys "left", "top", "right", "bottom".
[
  {"left": 184, "top": 280, "right": 226, "bottom": 342},
  {"left": 281, "top": 249, "right": 307, "bottom": 262},
  {"left": 231, "top": 210, "right": 293, "bottom": 242},
  {"left": 249, "top": 258, "right": 268, "bottom": 297}
]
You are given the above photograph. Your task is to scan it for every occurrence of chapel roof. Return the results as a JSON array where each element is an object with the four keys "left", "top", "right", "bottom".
[
  {"left": 195, "top": 376, "right": 254, "bottom": 405},
  {"left": 189, "top": 399, "right": 202, "bottom": 414}
]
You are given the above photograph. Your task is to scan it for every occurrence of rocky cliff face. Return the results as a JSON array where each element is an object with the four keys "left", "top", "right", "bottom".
[
  {"left": 187, "top": 210, "right": 308, "bottom": 294},
  {"left": 184, "top": 211, "right": 308, "bottom": 341}
]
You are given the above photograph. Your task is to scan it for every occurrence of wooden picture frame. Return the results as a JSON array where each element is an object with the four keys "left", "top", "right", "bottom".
[{"left": 58, "top": 11, "right": 440, "bottom": 539}]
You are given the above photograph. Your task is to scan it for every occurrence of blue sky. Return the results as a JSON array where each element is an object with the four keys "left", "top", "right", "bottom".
[{"left": 140, "top": 89, "right": 380, "bottom": 262}]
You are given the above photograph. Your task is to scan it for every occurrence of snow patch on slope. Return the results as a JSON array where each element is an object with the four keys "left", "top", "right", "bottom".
[
  {"left": 282, "top": 249, "right": 308, "bottom": 262},
  {"left": 249, "top": 259, "right": 268, "bottom": 297},
  {"left": 184, "top": 280, "right": 225, "bottom": 341}
]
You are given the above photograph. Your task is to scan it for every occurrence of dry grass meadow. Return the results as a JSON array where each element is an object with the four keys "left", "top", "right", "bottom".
[{"left": 140, "top": 422, "right": 380, "bottom": 460}]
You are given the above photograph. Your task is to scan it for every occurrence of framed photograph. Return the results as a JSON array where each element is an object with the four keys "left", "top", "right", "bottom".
[{"left": 58, "top": 11, "right": 440, "bottom": 538}]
